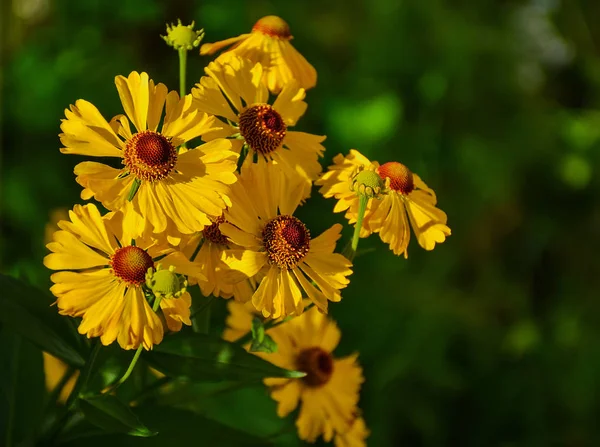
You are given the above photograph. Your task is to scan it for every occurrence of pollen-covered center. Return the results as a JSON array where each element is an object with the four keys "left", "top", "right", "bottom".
[
  {"left": 202, "top": 216, "right": 229, "bottom": 246},
  {"left": 238, "top": 104, "right": 286, "bottom": 155},
  {"left": 252, "top": 15, "right": 292, "bottom": 39},
  {"left": 262, "top": 215, "right": 310, "bottom": 270},
  {"left": 377, "top": 161, "right": 415, "bottom": 194},
  {"left": 110, "top": 246, "right": 154, "bottom": 286},
  {"left": 297, "top": 347, "right": 334, "bottom": 387},
  {"left": 123, "top": 130, "right": 177, "bottom": 182}
]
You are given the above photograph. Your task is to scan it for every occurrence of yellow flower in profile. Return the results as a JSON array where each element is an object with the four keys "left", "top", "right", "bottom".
[
  {"left": 59, "top": 71, "right": 238, "bottom": 236},
  {"left": 220, "top": 162, "right": 352, "bottom": 318},
  {"left": 317, "top": 149, "right": 451, "bottom": 258},
  {"left": 179, "top": 216, "right": 255, "bottom": 302},
  {"left": 44, "top": 204, "right": 202, "bottom": 350},
  {"left": 200, "top": 15, "right": 317, "bottom": 93},
  {"left": 191, "top": 56, "right": 324, "bottom": 199},
  {"left": 224, "top": 302, "right": 368, "bottom": 446}
]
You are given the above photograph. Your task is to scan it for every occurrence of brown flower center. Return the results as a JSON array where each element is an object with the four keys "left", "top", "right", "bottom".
[
  {"left": 377, "top": 161, "right": 414, "bottom": 194},
  {"left": 238, "top": 104, "right": 286, "bottom": 155},
  {"left": 123, "top": 130, "right": 177, "bottom": 182},
  {"left": 252, "top": 15, "right": 292, "bottom": 39},
  {"left": 110, "top": 246, "right": 154, "bottom": 285},
  {"left": 297, "top": 347, "right": 334, "bottom": 387},
  {"left": 202, "top": 216, "right": 229, "bottom": 246},
  {"left": 262, "top": 215, "right": 310, "bottom": 270}
]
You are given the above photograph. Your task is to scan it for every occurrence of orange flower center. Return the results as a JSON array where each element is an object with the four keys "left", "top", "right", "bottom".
[
  {"left": 252, "top": 15, "right": 292, "bottom": 39},
  {"left": 262, "top": 215, "right": 310, "bottom": 270},
  {"left": 123, "top": 130, "right": 177, "bottom": 182},
  {"left": 297, "top": 347, "right": 334, "bottom": 387},
  {"left": 377, "top": 162, "right": 415, "bottom": 194},
  {"left": 202, "top": 216, "right": 229, "bottom": 246},
  {"left": 238, "top": 104, "right": 286, "bottom": 155},
  {"left": 110, "top": 246, "right": 154, "bottom": 285}
]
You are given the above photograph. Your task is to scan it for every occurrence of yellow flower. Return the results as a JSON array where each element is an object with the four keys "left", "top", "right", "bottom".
[
  {"left": 200, "top": 15, "right": 317, "bottom": 93},
  {"left": 334, "top": 417, "right": 369, "bottom": 447},
  {"left": 43, "top": 204, "right": 202, "bottom": 350},
  {"left": 224, "top": 303, "right": 368, "bottom": 446},
  {"left": 220, "top": 162, "right": 352, "bottom": 318},
  {"left": 59, "top": 71, "right": 238, "bottom": 236},
  {"left": 317, "top": 149, "right": 451, "bottom": 258},
  {"left": 43, "top": 352, "right": 78, "bottom": 404},
  {"left": 191, "top": 56, "right": 324, "bottom": 199},
  {"left": 179, "top": 216, "right": 255, "bottom": 302}
]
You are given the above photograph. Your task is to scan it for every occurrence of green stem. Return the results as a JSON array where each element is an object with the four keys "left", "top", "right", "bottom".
[
  {"left": 178, "top": 48, "right": 187, "bottom": 98},
  {"left": 235, "top": 303, "right": 314, "bottom": 347},
  {"left": 109, "top": 345, "right": 143, "bottom": 391},
  {"left": 349, "top": 195, "right": 369, "bottom": 260}
]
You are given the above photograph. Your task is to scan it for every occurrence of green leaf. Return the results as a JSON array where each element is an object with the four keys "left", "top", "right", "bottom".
[
  {"left": 0, "top": 274, "right": 86, "bottom": 368},
  {"left": 250, "top": 317, "right": 278, "bottom": 353},
  {"left": 79, "top": 394, "right": 156, "bottom": 437},
  {"left": 249, "top": 334, "right": 278, "bottom": 354},
  {"left": 145, "top": 332, "right": 304, "bottom": 382},
  {"left": 59, "top": 406, "right": 270, "bottom": 446}
]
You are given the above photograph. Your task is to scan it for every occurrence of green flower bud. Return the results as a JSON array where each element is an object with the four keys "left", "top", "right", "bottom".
[
  {"left": 162, "top": 20, "right": 205, "bottom": 51},
  {"left": 145, "top": 264, "right": 188, "bottom": 299}
]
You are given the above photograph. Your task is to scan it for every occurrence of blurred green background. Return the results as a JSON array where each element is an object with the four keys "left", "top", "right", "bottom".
[{"left": 2, "top": 0, "right": 600, "bottom": 445}]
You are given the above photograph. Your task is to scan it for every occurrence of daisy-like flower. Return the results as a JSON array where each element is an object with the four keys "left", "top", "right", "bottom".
[
  {"left": 59, "top": 71, "right": 238, "bottom": 236},
  {"left": 200, "top": 15, "right": 317, "bottom": 93},
  {"left": 317, "top": 149, "right": 451, "bottom": 258},
  {"left": 224, "top": 303, "right": 368, "bottom": 446},
  {"left": 179, "top": 215, "right": 255, "bottom": 302},
  {"left": 220, "top": 161, "right": 352, "bottom": 318},
  {"left": 43, "top": 204, "right": 202, "bottom": 350},
  {"left": 191, "top": 56, "right": 325, "bottom": 199}
]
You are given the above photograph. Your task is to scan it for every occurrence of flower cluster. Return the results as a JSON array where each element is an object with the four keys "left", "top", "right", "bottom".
[{"left": 43, "top": 15, "right": 451, "bottom": 446}]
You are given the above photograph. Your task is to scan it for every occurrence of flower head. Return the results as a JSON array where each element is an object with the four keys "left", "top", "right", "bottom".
[
  {"left": 200, "top": 15, "right": 316, "bottom": 93},
  {"left": 59, "top": 71, "right": 238, "bottom": 237},
  {"left": 43, "top": 204, "right": 202, "bottom": 350},
  {"left": 317, "top": 149, "right": 451, "bottom": 258},
  {"left": 178, "top": 216, "right": 255, "bottom": 302},
  {"left": 224, "top": 302, "right": 368, "bottom": 446},
  {"left": 162, "top": 19, "right": 204, "bottom": 51},
  {"left": 192, "top": 56, "right": 324, "bottom": 199},
  {"left": 220, "top": 162, "right": 352, "bottom": 318}
]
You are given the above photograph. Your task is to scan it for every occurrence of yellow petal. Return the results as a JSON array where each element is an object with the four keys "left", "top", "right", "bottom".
[
  {"left": 222, "top": 249, "right": 268, "bottom": 280},
  {"left": 200, "top": 34, "right": 251, "bottom": 55},
  {"left": 160, "top": 291, "right": 192, "bottom": 332},
  {"left": 44, "top": 231, "right": 110, "bottom": 271},
  {"left": 114, "top": 71, "right": 150, "bottom": 133},
  {"left": 60, "top": 99, "right": 124, "bottom": 157},
  {"left": 272, "top": 80, "right": 307, "bottom": 126}
]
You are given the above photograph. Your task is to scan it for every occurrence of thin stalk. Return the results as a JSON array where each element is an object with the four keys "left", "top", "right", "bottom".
[
  {"left": 178, "top": 48, "right": 187, "bottom": 98},
  {"left": 349, "top": 195, "right": 369, "bottom": 259}
]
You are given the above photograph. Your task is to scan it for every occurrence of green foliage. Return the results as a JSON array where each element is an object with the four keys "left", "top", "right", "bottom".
[
  {"left": 146, "top": 331, "right": 302, "bottom": 381},
  {"left": 0, "top": 274, "right": 86, "bottom": 368},
  {"left": 79, "top": 395, "right": 156, "bottom": 437}
]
